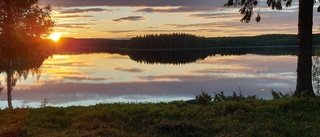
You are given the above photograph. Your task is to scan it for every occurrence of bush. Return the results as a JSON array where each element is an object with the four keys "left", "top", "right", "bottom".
[
  {"left": 271, "top": 90, "right": 292, "bottom": 99},
  {"left": 195, "top": 91, "right": 212, "bottom": 105},
  {"left": 213, "top": 91, "right": 257, "bottom": 101}
]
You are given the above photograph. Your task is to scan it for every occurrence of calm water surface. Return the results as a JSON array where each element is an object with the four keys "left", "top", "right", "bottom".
[{"left": 0, "top": 53, "right": 296, "bottom": 108}]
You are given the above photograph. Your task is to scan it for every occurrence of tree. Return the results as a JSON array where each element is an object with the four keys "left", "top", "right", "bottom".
[
  {"left": 0, "top": 0, "right": 54, "bottom": 109},
  {"left": 224, "top": 0, "right": 316, "bottom": 97}
]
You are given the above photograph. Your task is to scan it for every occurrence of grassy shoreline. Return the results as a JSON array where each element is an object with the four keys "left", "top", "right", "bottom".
[{"left": 1, "top": 98, "right": 320, "bottom": 137}]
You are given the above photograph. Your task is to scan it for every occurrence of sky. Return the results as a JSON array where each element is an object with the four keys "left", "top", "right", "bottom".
[{"left": 39, "top": 0, "right": 320, "bottom": 39}]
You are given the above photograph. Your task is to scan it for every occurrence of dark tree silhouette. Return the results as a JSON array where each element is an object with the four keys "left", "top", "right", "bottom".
[
  {"left": 128, "top": 33, "right": 208, "bottom": 49},
  {"left": 224, "top": 0, "right": 316, "bottom": 97},
  {"left": 0, "top": 0, "right": 54, "bottom": 109}
]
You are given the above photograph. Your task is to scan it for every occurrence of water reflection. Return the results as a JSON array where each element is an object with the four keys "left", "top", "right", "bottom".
[
  {"left": 0, "top": 51, "right": 297, "bottom": 108},
  {"left": 128, "top": 50, "right": 209, "bottom": 64},
  {"left": 127, "top": 47, "right": 297, "bottom": 64},
  {"left": 0, "top": 44, "right": 52, "bottom": 109}
]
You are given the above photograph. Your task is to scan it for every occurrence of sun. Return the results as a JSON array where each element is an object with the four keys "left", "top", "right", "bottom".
[{"left": 49, "top": 33, "right": 61, "bottom": 42}]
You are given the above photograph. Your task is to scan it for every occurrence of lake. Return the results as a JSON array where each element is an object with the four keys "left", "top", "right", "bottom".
[{"left": 0, "top": 52, "right": 297, "bottom": 108}]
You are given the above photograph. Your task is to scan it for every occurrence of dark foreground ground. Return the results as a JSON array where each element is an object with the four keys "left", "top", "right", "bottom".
[{"left": 0, "top": 98, "right": 320, "bottom": 137}]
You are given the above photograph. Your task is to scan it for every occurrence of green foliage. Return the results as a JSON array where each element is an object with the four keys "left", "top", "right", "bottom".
[
  {"left": 0, "top": 0, "right": 54, "bottom": 41},
  {"left": 0, "top": 109, "right": 29, "bottom": 136},
  {"left": 271, "top": 90, "right": 292, "bottom": 99},
  {"left": 195, "top": 91, "right": 212, "bottom": 105},
  {"left": 1, "top": 99, "right": 320, "bottom": 136},
  {"left": 214, "top": 91, "right": 257, "bottom": 101}
]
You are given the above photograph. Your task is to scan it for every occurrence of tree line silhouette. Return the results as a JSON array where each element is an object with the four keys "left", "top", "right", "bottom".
[
  {"left": 54, "top": 33, "right": 320, "bottom": 53},
  {"left": 127, "top": 33, "right": 208, "bottom": 49},
  {"left": 127, "top": 33, "right": 320, "bottom": 49},
  {"left": 51, "top": 33, "right": 320, "bottom": 65}
]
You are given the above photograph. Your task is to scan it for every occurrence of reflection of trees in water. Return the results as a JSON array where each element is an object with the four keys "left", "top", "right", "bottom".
[
  {"left": 128, "top": 50, "right": 211, "bottom": 65},
  {"left": 0, "top": 44, "right": 52, "bottom": 109},
  {"left": 127, "top": 47, "right": 297, "bottom": 64},
  {"left": 313, "top": 46, "right": 320, "bottom": 95},
  {"left": 57, "top": 46, "right": 298, "bottom": 65}
]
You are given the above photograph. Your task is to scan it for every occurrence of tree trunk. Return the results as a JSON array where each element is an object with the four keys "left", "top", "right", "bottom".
[
  {"left": 6, "top": 59, "right": 13, "bottom": 109},
  {"left": 294, "top": 0, "right": 316, "bottom": 97}
]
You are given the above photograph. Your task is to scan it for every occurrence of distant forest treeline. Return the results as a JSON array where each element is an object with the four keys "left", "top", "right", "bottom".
[
  {"left": 127, "top": 33, "right": 320, "bottom": 49},
  {"left": 54, "top": 33, "right": 320, "bottom": 53},
  {"left": 127, "top": 33, "right": 208, "bottom": 49},
  {"left": 49, "top": 33, "right": 320, "bottom": 64}
]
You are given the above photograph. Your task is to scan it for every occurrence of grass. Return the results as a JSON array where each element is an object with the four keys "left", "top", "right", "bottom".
[{"left": 0, "top": 97, "right": 320, "bottom": 137}]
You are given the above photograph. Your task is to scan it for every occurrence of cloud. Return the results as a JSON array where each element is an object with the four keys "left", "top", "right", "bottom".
[
  {"left": 112, "top": 16, "right": 146, "bottom": 22},
  {"left": 59, "top": 8, "right": 112, "bottom": 14},
  {"left": 188, "top": 13, "right": 237, "bottom": 19},
  {"left": 53, "top": 15, "right": 95, "bottom": 18},
  {"left": 105, "top": 29, "right": 217, "bottom": 34},
  {"left": 40, "top": 0, "right": 226, "bottom": 7},
  {"left": 166, "top": 22, "right": 226, "bottom": 28},
  {"left": 106, "top": 30, "right": 138, "bottom": 33},
  {"left": 135, "top": 6, "right": 215, "bottom": 13},
  {"left": 114, "top": 67, "right": 146, "bottom": 73},
  {"left": 63, "top": 76, "right": 113, "bottom": 81},
  {"left": 55, "top": 23, "right": 92, "bottom": 29}
]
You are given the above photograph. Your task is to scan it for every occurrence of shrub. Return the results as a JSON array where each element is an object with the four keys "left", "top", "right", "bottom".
[
  {"left": 195, "top": 91, "right": 212, "bottom": 105},
  {"left": 271, "top": 90, "right": 292, "bottom": 99},
  {"left": 214, "top": 91, "right": 257, "bottom": 101}
]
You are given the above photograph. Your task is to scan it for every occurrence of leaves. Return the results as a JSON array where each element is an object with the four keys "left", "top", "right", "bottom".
[
  {"left": 0, "top": 0, "right": 54, "bottom": 41},
  {"left": 267, "top": 0, "right": 283, "bottom": 10},
  {"left": 285, "top": 0, "right": 292, "bottom": 7},
  {"left": 240, "top": 10, "right": 252, "bottom": 23},
  {"left": 224, "top": 0, "right": 235, "bottom": 7},
  {"left": 256, "top": 14, "right": 261, "bottom": 23},
  {"left": 224, "top": 0, "right": 294, "bottom": 23}
]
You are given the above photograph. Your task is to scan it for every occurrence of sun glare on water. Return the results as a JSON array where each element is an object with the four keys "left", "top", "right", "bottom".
[{"left": 49, "top": 33, "right": 61, "bottom": 42}]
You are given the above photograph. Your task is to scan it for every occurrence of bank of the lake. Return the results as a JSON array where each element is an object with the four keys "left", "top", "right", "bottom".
[{"left": 1, "top": 98, "right": 320, "bottom": 137}]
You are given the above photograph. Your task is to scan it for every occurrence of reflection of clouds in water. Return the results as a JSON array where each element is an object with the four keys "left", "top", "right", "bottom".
[
  {"left": 103, "top": 54, "right": 128, "bottom": 59},
  {"left": 137, "top": 75, "right": 182, "bottom": 81},
  {"left": 3, "top": 74, "right": 294, "bottom": 105},
  {"left": 43, "top": 61, "right": 94, "bottom": 67},
  {"left": 193, "top": 55, "right": 296, "bottom": 78},
  {"left": 0, "top": 54, "right": 297, "bottom": 108},
  {"left": 114, "top": 67, "right": 146, "bottom": 73},
  {"left": 42, "top": 70, "right": 85, "bottom": 75}
]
